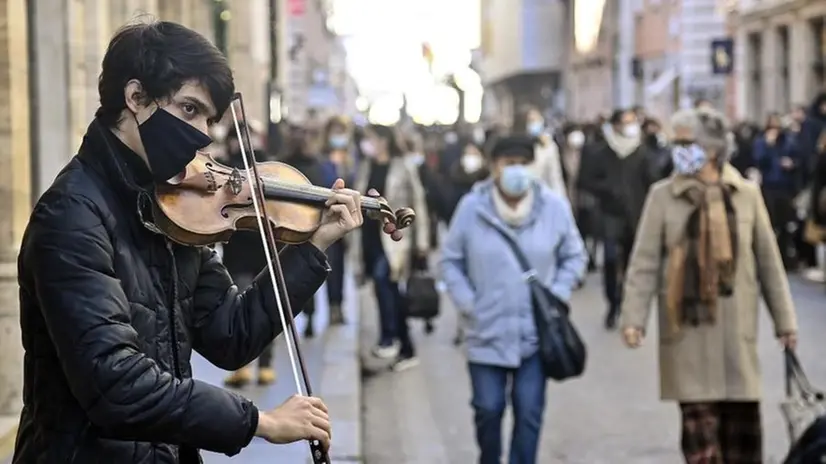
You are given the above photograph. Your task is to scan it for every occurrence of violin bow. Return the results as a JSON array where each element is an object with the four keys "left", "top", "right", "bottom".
[{"left": 229, "top": 93, "right": 331, "bottom": 464}]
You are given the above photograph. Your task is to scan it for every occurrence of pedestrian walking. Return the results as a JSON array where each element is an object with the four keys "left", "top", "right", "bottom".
[
  {"left": 621, "top": 107, "right": 798, "bottom": 464},
  {"left": 440, "top": 135, "right": 587, "bottom": 464}
]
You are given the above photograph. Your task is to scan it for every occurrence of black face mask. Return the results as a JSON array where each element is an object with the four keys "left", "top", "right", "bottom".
[{"left": 138, "top": 108, "right": 212, "bottom": 182}]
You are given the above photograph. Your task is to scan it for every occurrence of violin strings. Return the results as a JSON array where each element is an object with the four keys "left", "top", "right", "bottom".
[{"left": 229, "top": 103, "right": 305, "bottom": 396}]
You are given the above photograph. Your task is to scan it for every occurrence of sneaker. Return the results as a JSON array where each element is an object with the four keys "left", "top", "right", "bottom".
[
  {"left": 223, "top": 367, "right": 252, "bottom": 388},
  {"left": 257, "top": 367, "right": 277, "bottom": 385},
  {"left": 390, "top": 354, "right": 420, "bottom": 372},
  {"left": 371, "top": 341, "right": 400, "bottom": 359},
  {"left": 803, "top": 268, "right": 826, "bottom": 283}
]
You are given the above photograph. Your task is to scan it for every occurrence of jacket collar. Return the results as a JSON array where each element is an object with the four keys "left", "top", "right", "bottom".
[
  {"left": 77, "top": 119, "right": 154, "bottom": 206},
  {"left": 669, "top": 163, "right": 744, "bottom": 198}
]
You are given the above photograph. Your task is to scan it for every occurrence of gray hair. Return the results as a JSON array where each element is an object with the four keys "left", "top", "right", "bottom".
[{"left": 670, "top": 108, "right": 733, "bottom": 162}]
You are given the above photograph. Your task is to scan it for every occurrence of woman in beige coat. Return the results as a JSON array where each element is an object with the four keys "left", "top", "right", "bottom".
[{"left": 621, "top": 108, "right": 798, "bottom": 464}]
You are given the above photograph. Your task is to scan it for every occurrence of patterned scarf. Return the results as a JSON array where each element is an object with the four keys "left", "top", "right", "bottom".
[{"left": 665, "top": 182, "right": 738, "bottom": 335}]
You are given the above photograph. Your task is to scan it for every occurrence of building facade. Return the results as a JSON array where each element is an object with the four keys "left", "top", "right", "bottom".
[
  {"left": 566, "top": 0, "right": 617, "bottom": 120},
  {"left": 478, "top": 0, "right": 566, "bottom": 127},
  {"left": 632, "top": 0, "right": 727, "bottom": 123},
  {"left": 284, "top": 0, "right": 350, "bottom": 125},
  {"left": 729, "top": 0, "right": 826, "bottom": 121}
]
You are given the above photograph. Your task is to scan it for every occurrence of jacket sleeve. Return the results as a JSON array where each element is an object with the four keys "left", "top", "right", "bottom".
[
  {"left": 548, "top": 198, "right": 588, "bottom": 302},
  {"left": 25, "top": 195, "right": 259, "bottom": 456},
  {"left": 749, "top": 183, "right": 798, "bottom": 335},
  {"left": 191, "top": 242, "right": 330, "bottom": 370},
  {"left": 439, "top": 196, "right": 476, "bottom": 316},
  {"left": 620, "top": 185, "right": 666, "bottom": 332}
]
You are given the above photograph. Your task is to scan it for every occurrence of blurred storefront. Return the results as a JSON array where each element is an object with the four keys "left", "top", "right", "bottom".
[
  {"left": 565, "top": 0, "right": 616, "bottom": 120},
  {"left": 478, "top": 0, "right": 566, "bottom": 127},
  {"left": 729, "top": 0, "right": 826, "bottom": 120}
]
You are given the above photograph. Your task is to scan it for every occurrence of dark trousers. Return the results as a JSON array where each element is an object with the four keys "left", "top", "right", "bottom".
[
  {"left": 602, "top": 234, "right": 634, "bottom": 308},
  {"left": 679, "top": 401, "right": 762, "bottom": 464},
  {"left": 575, "top": 206, "right": 599, "bottom": 270},
  {"left": 327, "top": 241, "right": 345, "bottom": 306},
  {"left": 763, "top": 187, "right": 796, "bottom": 267},
  {"left": 371, "top": 253, "right": 414, "bottom": 356},
  {"left": 468, "top": 354, "right": 547, "bottom": 464}
]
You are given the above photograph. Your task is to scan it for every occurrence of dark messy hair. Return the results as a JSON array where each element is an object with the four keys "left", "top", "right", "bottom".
[
  {"left": 95, "top": 20, "right": 234, "bottom": 127},
  {"left": 366, "top": 124, "right": 404, "bottom": 157}
]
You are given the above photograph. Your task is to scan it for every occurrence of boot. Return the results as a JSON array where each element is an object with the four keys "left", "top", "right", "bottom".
[
  {"left": 329, "top": 303, "right": 345, "bottom": 325},
  {"left": 223, "top": 367, "right": 252, "bottom": 388},
  {"left": 258, "top": 367, "right": 277, "bottom": 385},
  {"left": 604, "top": 304, "right": 620, "bottom": 330},
  {"left": 304, "top": 315, "right": 315, "bottom": 338}
]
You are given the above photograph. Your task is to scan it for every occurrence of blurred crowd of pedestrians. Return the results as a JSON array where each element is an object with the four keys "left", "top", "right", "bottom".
[{"left": 205, "top": 90, "right": 826, "bottom": 462}]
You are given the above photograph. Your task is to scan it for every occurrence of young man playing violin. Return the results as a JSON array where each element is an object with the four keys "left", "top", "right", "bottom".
[{"left": 12, "top": 21, "right": 398, "bottom": 463}]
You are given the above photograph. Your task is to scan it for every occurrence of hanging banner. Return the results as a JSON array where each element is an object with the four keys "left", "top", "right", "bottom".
[{"left": 711, "top": 38, "right": 734, "bottom": 75}]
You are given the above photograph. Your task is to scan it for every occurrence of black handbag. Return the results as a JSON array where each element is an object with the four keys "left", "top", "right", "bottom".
[
  {"left": 405, "top": 256, "right": 440, "bottom": 320},
  {"left": 492, "top": 226, "right": 587, "bottom": 381}
]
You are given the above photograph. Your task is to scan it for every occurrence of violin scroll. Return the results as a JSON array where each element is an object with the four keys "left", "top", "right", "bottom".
[
  {"left": 365, "top": 195, "right": 416, "bottom": 231},
  {"left": 393, "top": 207, "right": 416, "bottom": 229}
]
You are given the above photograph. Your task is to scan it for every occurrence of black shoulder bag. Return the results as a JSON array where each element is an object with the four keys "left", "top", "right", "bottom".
[{"left": 491, "top": 226, "right": 587, "bottom": 381}]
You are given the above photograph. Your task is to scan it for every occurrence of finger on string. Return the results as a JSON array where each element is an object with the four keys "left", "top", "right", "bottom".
[
  {"left": 325, "top": 191, "right": 352, "bottom": 207},
  {"left": 367, "top": 188, "right": 380, "bottom": 197},
  {"left": 350, "top": 189, "right": 362, "bottom": 215},
  {"left": 329, "top": 204, "right": 353, "bottom": 224},
  {"left": 332, "top": 178, "right": 345, "bottom": 190}
]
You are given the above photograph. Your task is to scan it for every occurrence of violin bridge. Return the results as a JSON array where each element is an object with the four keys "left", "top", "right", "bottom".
[{"left": 227, "top": 168, "right": 243, "bottom": 196}]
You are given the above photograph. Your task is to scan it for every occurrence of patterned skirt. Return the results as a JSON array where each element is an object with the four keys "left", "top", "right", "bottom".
[{"left": 679, "top": 401, "right": 762, "bottom": 464}]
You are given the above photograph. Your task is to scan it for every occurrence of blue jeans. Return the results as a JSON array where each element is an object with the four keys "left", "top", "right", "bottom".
[
  {"left": 468, "top": 354, "right": 547, "bottom": 464},
  {"left": 371, "top": 254, "right": 414, "bottom": 355}
]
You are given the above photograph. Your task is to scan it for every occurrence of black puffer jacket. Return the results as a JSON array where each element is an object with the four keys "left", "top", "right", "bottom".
[{"left": 13, "top": 121, "right": 329, "bottom": 463}]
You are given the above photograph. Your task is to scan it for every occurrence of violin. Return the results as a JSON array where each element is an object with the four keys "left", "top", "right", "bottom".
[
  {"left": 152, "top": 152, "right": 415, "bottom": 247},
  {"left": 151, "top": 93, "right": 415, "bottom": 464}
]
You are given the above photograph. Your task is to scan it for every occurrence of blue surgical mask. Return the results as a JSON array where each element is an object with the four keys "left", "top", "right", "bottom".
[
  {"left": 329, "top": 134, "right": 349, "bottom": 149},
  {"left": 527, "top": 121, "right": 544, "bottom": 137},
  {"left": 499, "top": 165, "right": 533, "bottom": 197},
  {"left": 671, "top": 144, "right": 707, "bottom": 175}
]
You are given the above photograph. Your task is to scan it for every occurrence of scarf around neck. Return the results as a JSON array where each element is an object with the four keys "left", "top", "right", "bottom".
[
  {"left": 664, "top": 180, "right": 738, "bottom": 335},
  {"left": 492, "top": 186, "right": 534, "bottom": 227}
]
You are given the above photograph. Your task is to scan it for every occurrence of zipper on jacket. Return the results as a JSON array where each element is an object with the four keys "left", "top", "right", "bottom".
[{"left": 165, "top": 240, "right": 183, "bottom": 379}]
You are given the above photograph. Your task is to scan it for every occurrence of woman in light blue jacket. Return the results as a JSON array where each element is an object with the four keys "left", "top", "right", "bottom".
[{"left": 440, "top": 136, "right": 587, "bottom": 464}]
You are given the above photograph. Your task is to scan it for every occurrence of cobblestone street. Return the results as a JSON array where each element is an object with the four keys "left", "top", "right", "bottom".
[{"left": 361, "top": 274, "right": 826, "bottom": 464}]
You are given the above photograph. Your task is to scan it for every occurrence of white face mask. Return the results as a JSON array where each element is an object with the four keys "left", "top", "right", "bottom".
[
  {"left": 472, "top": 127, "right": 486, "bottom": 145},
  {"left": 360, "top": 140, "right": 376, "bottom": 157},
  {"left": 407, "top": 152, "right": 425, "bottom": 166},
  {"left": 623, "top": 124, "right": 641, "bottom": 138},
  {"left": 567, "top": 131, "right": 585, "bottom": 148},
  {"left": 461, "top": 153, "right": 483, "bottom": 173}
]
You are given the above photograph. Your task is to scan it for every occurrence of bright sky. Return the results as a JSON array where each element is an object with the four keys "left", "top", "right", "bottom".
[{"left": 330, "top": 0, "right": 480, "bottom": 99}]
